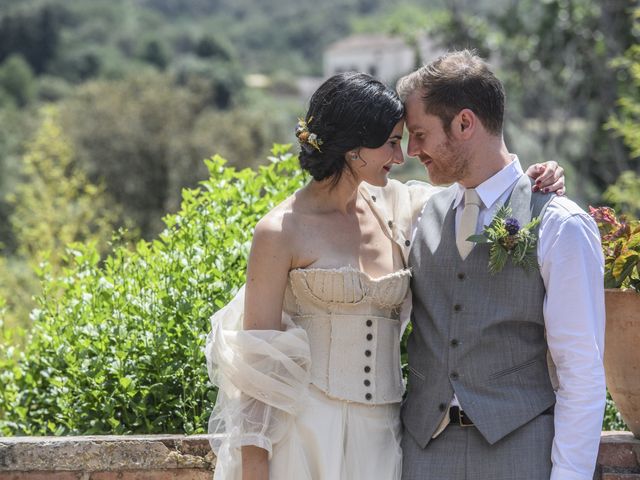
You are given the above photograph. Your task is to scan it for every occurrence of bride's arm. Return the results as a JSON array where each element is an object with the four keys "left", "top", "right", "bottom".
[{"left": 241, "top": 214, "right": 293, "bottom": 480}]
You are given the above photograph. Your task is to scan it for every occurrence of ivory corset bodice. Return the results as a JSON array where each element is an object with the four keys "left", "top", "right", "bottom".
[{"left": 283, "top": 266, "right": 410, "bottom": 405}]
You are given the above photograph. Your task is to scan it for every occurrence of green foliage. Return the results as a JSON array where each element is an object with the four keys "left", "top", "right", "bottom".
[
  {"left": 603, "top": 171, "right": 640, "bottom": 220},
  {"left": 8, "top": 107, "right": 118, "bottom": 266},
  {"left": 57, "top": 71, "right": 291, "bottom": 239},
  {"left": 140, "top": 39, "right": 169, "bottom": 71},
  {"left": 604, "top": 391, "right": 629, "bottom": 431},
  {"left": 606, "top": 9, "right": 640, "bottom": 154},
  {"left": 0, "top": 107, "right": 118, "bottom": 336},
  {"left": 0, "top": 145, "right": 306, "bottom": 435},
  {"left": 0, "top": 54, "right": 36, "bottom": 107},
  {"left": 0, "top": 4, "right": 63, "bottom": 74}
]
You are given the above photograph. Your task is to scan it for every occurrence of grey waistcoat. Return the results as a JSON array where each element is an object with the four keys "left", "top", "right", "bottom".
[{"left": 404, "top": 175, "right": 556, "bottom": 448}]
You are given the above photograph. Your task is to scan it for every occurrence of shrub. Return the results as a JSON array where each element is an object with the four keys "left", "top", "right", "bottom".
[{"left": 0, "top": 145, "right": 305, "bottom": 435}]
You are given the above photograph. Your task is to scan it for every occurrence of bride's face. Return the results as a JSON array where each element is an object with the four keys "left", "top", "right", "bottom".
[{"left": 351, "top": 121, "right": 405, "bottom": 187}]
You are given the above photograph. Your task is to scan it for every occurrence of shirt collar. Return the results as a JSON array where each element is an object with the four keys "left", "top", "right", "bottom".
[{"left": 453, "top": 155, "right": 524, "bottom": 210}]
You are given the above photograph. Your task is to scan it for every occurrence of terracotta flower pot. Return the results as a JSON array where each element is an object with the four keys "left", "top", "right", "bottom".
[{"left": 605, "top": 289, "right": 640, "bottom": 438}]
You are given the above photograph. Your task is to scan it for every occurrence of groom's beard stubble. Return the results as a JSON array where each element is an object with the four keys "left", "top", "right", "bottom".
[{"left": 423, "top": 137, "right": 470, "bottom": 186}]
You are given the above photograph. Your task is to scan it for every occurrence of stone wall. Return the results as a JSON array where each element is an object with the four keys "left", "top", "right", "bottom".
[
  {"left": 0, "top": 432, "right": 638, "bottom": 479},
  {"left": 0, "top": 435, "right": 214, "bottom": 479}
]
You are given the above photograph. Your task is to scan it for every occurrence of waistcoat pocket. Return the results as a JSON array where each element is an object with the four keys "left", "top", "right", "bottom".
[
  {"left": 486, "top": 356, "right": 543, "bottom": 380},
  {"left": 408, "top": 365, "right": 426, "bottom": 381}
]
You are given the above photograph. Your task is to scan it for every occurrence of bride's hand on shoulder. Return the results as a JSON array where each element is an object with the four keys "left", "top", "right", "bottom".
[{"left": 525, "top": 161, "right": 566, "bottom": 196}]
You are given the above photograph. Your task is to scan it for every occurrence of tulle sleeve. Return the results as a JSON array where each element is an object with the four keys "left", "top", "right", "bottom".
[{"left": 204, "top": 285, "right": 311, "bottom": 478}]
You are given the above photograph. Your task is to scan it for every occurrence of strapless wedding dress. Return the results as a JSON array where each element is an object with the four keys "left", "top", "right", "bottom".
[{"left": 205, "top": 266, "right": 410, "bottom": 480}]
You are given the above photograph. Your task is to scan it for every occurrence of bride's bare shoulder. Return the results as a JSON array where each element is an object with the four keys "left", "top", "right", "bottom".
[{"left": 253, "top": 190, "right": 306, "bottom": 243}]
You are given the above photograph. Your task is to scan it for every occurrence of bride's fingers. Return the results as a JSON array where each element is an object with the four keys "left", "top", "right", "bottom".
[
  {"left": 539, "top": 178, "right": 566, "bottom": 195},
  {"left": 552, "top": 165, "right": 565, "bottom": 182},
  {"left": 534, "top": 161, "right": 559, "bottom": 188}
]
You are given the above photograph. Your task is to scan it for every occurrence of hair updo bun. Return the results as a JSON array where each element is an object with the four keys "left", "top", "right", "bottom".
[{"left": 297, "top": 72, "right": 404, "bottom": 185}]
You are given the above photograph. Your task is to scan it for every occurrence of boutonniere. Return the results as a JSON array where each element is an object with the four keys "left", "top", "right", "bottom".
[{"left": 467, "top": 205, "right": 541, "bottom": 274}]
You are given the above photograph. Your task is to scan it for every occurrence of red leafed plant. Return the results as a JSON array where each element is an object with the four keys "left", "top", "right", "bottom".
[{"left": 589, "top": 206, "right": 640, "bottom": 292}]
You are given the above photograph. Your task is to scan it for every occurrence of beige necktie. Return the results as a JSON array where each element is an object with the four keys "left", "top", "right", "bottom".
[{"left": 456, "top": 189, "right": 482, "bottom": 259}]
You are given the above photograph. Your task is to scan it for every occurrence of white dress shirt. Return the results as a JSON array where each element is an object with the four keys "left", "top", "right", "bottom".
[{"left": 449, "top": 156, "right": 606, "bottom": 480}]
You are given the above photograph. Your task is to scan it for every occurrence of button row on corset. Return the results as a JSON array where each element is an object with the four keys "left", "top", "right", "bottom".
[{"left": 364, "top": 318, "right": 374, "bottom": 401}]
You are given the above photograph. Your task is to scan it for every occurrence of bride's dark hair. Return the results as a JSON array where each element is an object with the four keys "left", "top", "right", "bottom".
[{"left": 298, "top": 72, "right": 404, "bottom": 185}]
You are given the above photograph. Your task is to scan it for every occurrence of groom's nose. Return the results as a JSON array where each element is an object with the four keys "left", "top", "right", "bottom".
[{"left": 407, "top": 135, "right": 419, "bottom": 157}]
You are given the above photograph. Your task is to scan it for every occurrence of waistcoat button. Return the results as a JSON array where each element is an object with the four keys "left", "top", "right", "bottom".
[
  {"left": 450, "top": 372, "right": 459, "bottom": 380},
  {"left": 365, "top": 350, "right": 372, "bottom": 357},
  {"left": 366, "top": 333, "right": 373, "bottom": 341},
  {"left": 364, "top": 366, "right": 371, "bottom": 373},
  {"left": 450, "top": 339, "right": 459, "bottom": 347},
  {"left": 454, "top": 304, "right": 462, "bottom": 312},
  {"left": 364, "top": 379, "right": 371, "bottom": 386},
  {"left": 405, "top": 240, "right": 411, "bottom": 247},
  {"left": 366, "top": 393, "right": 372, "bottom": 401},
  {"left": 366, "top": 319, "right": 372, "bottom": 327},
  {"left": 457, "top": 272, "right": 466, "bottom": 280},
  {"left": 371, "top": 195, "right": 376, "bottom": 202},
  {"left": 388, "top": 220, "right": 393, "bottom": 228}
]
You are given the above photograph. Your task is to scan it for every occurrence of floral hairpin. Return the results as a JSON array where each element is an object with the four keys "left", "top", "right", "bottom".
[{"left": 295, "top": 116, "right": 323, "bottom": 152}]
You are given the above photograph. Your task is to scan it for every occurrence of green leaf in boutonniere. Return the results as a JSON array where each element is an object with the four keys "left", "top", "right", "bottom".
[{"left": 467, "top": 205, "right": 541, "bottom": 274}]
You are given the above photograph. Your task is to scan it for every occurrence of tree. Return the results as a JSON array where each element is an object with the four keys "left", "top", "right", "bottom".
[
  {"left": 0, "top": 107, "right": 119, "bottom": 333},
  {"left": 0, "top": 5, "right": 63, "bottom": 74},
  {"left": 141, "top": 39, "right": 169, "bottom": 70},
  {"left": 604, "top": 9, "right": 640, "bottom": 218},
  {"left": 0, "top": 55, "right": 36, "bottom": 107},
  {"left": 57, "top": 71, "right": 293, "bottom": 239},
  {"left": 487, "top": 0, "right": 637, "bottom": 201}
]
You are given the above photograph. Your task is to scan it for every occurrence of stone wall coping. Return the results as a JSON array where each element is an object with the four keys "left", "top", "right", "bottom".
[{"left": 0, "top": 434, "right": 215, "bottom": 472}]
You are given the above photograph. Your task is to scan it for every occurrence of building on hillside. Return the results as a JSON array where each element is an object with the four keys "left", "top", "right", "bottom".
[
  {"left": 323, "top": 34, "right": 415, "bottom": 86},
  {"left": 323, "top": 33, "right": 448, "bottom": 86}
]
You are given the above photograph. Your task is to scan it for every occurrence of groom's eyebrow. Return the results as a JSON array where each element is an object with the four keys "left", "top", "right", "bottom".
[{"left": 390, "top": 134, "right": 402, "bottom": 140}]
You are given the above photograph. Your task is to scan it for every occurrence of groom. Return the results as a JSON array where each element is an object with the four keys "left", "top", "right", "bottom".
[{"left": 396, "top": 51, "right": 606, "bottom": 479}]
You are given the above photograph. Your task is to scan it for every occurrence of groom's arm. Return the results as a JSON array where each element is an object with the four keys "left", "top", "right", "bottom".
[{"left": 538, "top": 197, "right": 606, "bottom": 480}]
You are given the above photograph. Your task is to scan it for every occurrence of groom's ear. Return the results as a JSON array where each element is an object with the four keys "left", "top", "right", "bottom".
[{"left": 453, "top": 109, "right": 476, "bottom": 140}]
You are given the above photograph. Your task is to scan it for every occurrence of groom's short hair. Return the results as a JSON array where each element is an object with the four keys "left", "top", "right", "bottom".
[{"left": 396, "top": 50, "right": 505, "bottom": 136}]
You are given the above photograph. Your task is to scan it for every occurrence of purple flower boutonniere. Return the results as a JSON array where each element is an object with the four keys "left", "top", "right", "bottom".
[{"left": 467, "top": 205, "right": 541, "bottom": 274}]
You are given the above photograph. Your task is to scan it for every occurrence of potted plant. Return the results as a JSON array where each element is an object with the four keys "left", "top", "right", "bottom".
[{"left": 589, "top": 206, "right": 640, "bottom": 437}]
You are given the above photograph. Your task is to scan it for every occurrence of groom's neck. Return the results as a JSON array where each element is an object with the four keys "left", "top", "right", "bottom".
[{"left": 459, "top": 136, "right": 512, "bottom": 188}]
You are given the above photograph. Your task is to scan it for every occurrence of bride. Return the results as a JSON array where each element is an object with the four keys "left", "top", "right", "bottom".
[{"left": 205, "top": 72, "right": 564, "bottom": 480}]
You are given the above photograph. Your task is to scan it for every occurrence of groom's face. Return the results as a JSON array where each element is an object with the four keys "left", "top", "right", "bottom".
[{"left": 404, "top": 91, "right": 469, "bottom": 185}]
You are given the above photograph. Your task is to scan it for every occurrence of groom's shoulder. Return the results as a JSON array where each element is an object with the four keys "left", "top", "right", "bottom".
[
  {"left": 541, "top": 194, "right": 598, "bottom": 235},
  {"left": 544, "top": 194, "right": 589, "bottom": 218}
]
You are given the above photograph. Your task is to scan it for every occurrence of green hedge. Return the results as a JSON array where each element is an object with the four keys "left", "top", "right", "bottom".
[{"left": 0, "top": 145, "right": 305, "bottom": 435}]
